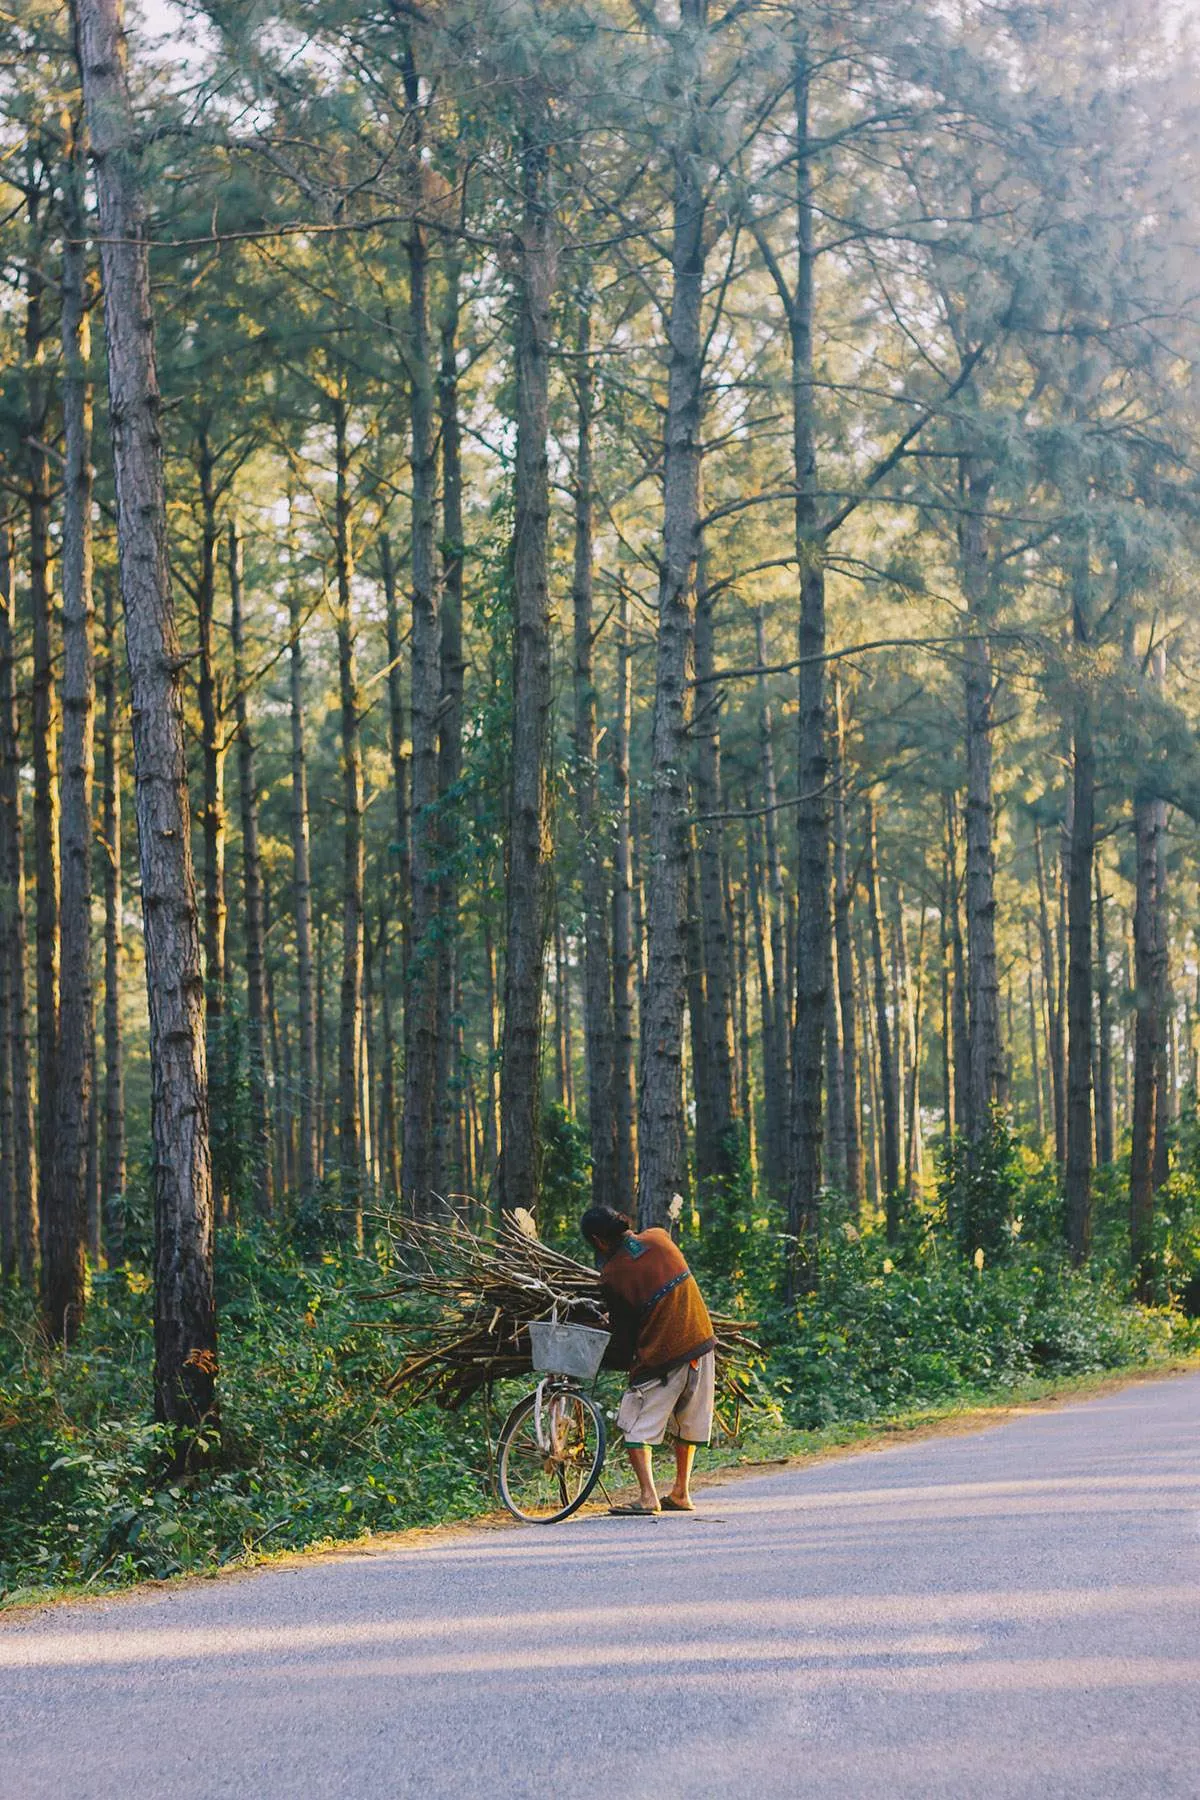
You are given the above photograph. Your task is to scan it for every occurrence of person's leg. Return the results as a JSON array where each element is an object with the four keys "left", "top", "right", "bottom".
[
  {"left": 625, "top": 1444, "right": 660, "bottom": 1510},
  {"left": 669, "top": 1440, "right": 696, "bottom": 1506}
]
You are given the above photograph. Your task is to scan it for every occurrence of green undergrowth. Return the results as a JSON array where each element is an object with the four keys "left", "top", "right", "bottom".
[{"left": 3, "top": 1147, "right": 1199, "bottom": 1609}]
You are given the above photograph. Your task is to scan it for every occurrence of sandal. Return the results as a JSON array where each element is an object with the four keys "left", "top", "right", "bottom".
[
  {"left": 659, "top": 1495, "right": 696, "bottom": 1512},
  {"left": 608, "top": 1501, "right": 661, "bottom": 1516}
]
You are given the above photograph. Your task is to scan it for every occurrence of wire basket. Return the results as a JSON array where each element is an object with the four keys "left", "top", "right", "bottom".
[{"left": 527, "top": 1320, "right": 611, "bottom": 1380}]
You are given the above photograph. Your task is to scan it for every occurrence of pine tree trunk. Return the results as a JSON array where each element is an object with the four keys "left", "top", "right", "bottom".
[
  {"left": 498, "top": 120, "right": 556, "bottom": 1215},
  {"left": 692, "top": 560, "right": 737, "bottom": 1180},
  {"left": 400, "top": 144, "right": 441, "bottom": 1214},
  {"left": 332, "top": 396, "right": 365, "bottom": 1235},
  {"left": 435, "top": 253, "right": 466, "bottom": 1199},
  {"left": 571, "top": 304, "right": 618, "bottom": 1202},
  {"left": 100, "top": 577, "right": 126, "bottom": 1259},
  {"left": 287, "top": 549, "right": 319, "bottom": 1201},
  {"left": 1151, "top": 750, "right": 1171, "bottom": 1192},
  {"left": 195, "top": 433, "right": 226, "bottom": 1012},
  {"left": 482, "top": 914, "right": 501, "bottom": 1186},
  {"left": 960, "top": 456, "right": 1004, "bottom": 1139},
  {"left": 637, "top": 0, "right": 706, "bottom": 1227},
  {"left": 380, "top": 531, "right": 411, "bottom": 970},
  {"left": 754, "top": 611, "right": 789, "bottom": 1198},
  {"left": 734, "top": 871, "right": 755, "bottom": 1171},
  {"left": 1130, "top": 781, "right": 1161, "bottom": 1295},
  {"left": 44, "top": 118, "right": 96, "bottom": 1340},
  {"left": 1034, "top": 824, "right": 1065, "bottom": 1165},
  {"left": 864, "top": 796, "right": 900, "bottom": 1228},
  {"left": 831, "top": 676, "right": 862, "bottom": 1211},
  {"left": 78, "top": 0, "right": 217, "bottom": 1449},
  {"left": 787, "top": 41, "right": 828, "bottom": 1262},
  {"left": 228, "top": 523, "right": 273, "bottom": 1214},
  {"left": 1095, "top": 860, "right": 1115, "bottom": 1166},
  {"left": 612, "top": 589, "right": 637, "bottom": 1205},
  {"left": 26, "top": 186, "right": 60, "bottom": 1265},
  {"left": 0, "top": 525, "right": 38, "bottom": 1284},
  {"left": 1025, "top": 921, "right": 1045, "bottom": 1143},
  {"left": 1065, "top": 620, "right": 1095, "bottom": 1262},
  {"left": 946, "top": 796, "right": 970, "bottom": 1136}
]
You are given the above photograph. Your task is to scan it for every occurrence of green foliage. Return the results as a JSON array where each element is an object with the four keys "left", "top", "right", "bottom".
[
  {"left": 938, "top": 1113, "right": 1029, "bottom": 1263},
  {"left": 0, "top": 1235, "right": 486, "bottom": 1606},
  {"left": 537, "top": 1103, "right": 591, "bottom": 1248}
]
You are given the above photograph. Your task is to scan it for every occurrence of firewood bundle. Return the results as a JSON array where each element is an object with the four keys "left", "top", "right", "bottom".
[{"left": 362, "top": 1211, "right": 761, "bottom": 1418}]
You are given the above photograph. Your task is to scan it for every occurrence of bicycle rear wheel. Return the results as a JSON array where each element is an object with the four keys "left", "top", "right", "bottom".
[{"left": 497, "top": 1387, "right": 606, "bottom": 1523}]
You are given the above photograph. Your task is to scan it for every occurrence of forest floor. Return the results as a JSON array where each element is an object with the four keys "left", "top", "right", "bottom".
[{"left": 4, "top": 1365, "right": 1198, "bottom": 1798}]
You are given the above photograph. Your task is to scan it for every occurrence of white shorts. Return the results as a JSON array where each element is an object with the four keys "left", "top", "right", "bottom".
[{"left": 615, "top": 1351, "right": 715, "bottom": 1447}]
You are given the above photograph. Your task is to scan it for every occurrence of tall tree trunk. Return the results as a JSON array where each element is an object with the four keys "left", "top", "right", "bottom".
[
  {"left": 332, "top": 397, "right": 365, "bottom": 1234},
  {"left": 435, "top": 253, "right": 466, "bottom": 1199},
  {"left": 612, "top": 589, "right": 637, "bottom": 1204},
  {"left": 1034, "top": 824, "right": 1065, "bottom": 1165},
  {"left": 228, "top": 523, "right": 273, "bottom": 1214},
  {"left": 44, "top": 112, "right": 96, "bottom": 1340},
  {"left": 787, "top": 40, "right": 829, "bottom": 1263},
  {"left": 864, "top": 796, "right": 900, "bottom": 1229},
  {"left": 482, "top": 914, "right": 501, "bottom": 1186},
  {"left": 1130, "top": 779, "right": 1162, "bottom": 1296},
  {"left": 831, "top": 680, "right": 862, "bottom": 1213},
  {"left": 692, "top": 558, "right": 737, "bottom": 1180},
  {"left": 754, "top": 610, "right": 789, "bottom": 1198},
  {"left": 287, "top": 545, "right": 318, "bottom": 1202},
  {"left": 571, "top": 302, "right": 617, "bottom": 1202},
  {"left": 400, "top": 89, "right": 441, "bottom": 1211},
  {"left": 1151, "top": 753, "right": 1171, "bottom": 1193},
  {"left": 26, "top": 180, "right": 60, "bottom": 1266},
  {"left": 498, "top": 119, "right": 556, "bottom": 1215},
  {"left": 1065, "top": 548, "right": 1094, "bottom": 1265},
  {"left": 960, "top": 455, "right": 1005, "bottom": 1138},
  {"left": 0, "top": 525, "right": 38, "bottom": 1284},
  {"left": 380, "top": 531, "right": 411, "bottom": 971},
  {"left": 1025, "top": 921, "right": 1045, "bottom": 1143},
  {"left": 638, "top": 0, "right": 705, "bottom": 1228},
  {"left": 100, "top": 577, "right": 126, "bottom": 1260},
  {"left": 1095, "top": 860, "right": 1115, "bottom": 1166},
  {"left": 79, "top": 0, "right": 217, "bottom": 1448},
  {"left": 734, "top": 869, "right": 755, "bottom": 1171},
  {"left": 946, "top": 795, "right": 970, "bottom": 1136}
]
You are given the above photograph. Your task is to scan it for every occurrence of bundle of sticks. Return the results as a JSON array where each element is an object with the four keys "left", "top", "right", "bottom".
[{"left": 362, "top": 1210, "right": 761, "bottom": 1419}]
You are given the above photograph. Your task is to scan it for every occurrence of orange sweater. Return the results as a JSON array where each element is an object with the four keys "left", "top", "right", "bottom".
[{"left": 599, "top": 1228, "right": 715, "bottom": 1381}]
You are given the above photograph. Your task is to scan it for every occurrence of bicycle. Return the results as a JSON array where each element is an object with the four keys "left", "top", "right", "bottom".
[{"left": 496, "top": 1317, "right": 611, "bottom": 1523}]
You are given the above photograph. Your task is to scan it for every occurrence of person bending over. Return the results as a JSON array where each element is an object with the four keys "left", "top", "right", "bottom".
[{"left": 580, "top": 1204, "right": 716, "bottom": 1515}]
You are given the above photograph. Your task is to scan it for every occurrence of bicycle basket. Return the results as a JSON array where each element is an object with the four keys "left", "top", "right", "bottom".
[{"left": 527, "top": 1320, "right": 611, "bottom": 1380}]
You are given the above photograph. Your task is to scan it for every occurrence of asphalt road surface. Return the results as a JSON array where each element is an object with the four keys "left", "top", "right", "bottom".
[{"left": 4, "top": 1370, "right": 1199, "bottom": 1800}]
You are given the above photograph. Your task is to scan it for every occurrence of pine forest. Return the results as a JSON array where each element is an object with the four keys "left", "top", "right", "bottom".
[{"left": 4, "top": 0, "right": 1200, "bottom": 1592}]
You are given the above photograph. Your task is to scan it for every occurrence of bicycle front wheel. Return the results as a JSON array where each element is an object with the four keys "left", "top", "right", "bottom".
[{"left": 497, "top": 1388, "right": 607, "bottom": 1523}]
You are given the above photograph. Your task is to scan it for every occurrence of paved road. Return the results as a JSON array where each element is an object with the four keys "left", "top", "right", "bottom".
[{"left": 3, "top": 1372, "right": 1199, "bottom": 1800}]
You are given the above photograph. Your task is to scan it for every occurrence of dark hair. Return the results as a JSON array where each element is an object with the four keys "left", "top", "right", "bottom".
[{"left": 580, "top": 1205, "right": 633, "bottom": 1248}]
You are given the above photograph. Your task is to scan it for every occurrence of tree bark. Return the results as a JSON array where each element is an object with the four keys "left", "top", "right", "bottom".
[
  {"left": 692, "top": 557, "right": 737, "bottom": 1182},
  {"left": 1095, "top": 859, "right": 1115, "bottom": 1167},
  {"left": 228, "top": 523, "right": 273, "bottom": 1214},
  {"left": 787, "top": 40, "right": 829, "bottom": 1264},
  {"left": 831, "top": 676, "right": 862, "bottom": 1211},
  {"left": 78, "top": 0, "right": 217, "bottom": 1448},
  {"left": 26, "top": 179, "right": 60, "bottom": 1265},
  {"left": 612, "top": 589, "right": 637, "bottom": 1205},
  {"left": 287, "top": 538, "right": 319, "bottom": 1202},
  {"left": 0, "top": 525, "right": 38, "bottom": 1285},
  {"left": 100, "top": 576, "right": 126, "bottom": 1260},
  {"left": 864, "top": 796, "right": 900, "bottom": 1229},
  {"left": 754, "top": 610, "right": 789, "bottom": 1198},
  {"left": 638, "top": 0, "right": 706, "bottom": 1228},
  {"left": 332, "top": 396, "right": 365, "bottom": 1233},
  {"left": 571, "top": 302, "right": 618, "bottom": 1203},
  {"left": 435, "top": 251, "right": 466, "bottom": 1198},
  {"left": 498, "top": 119, "right": 556, "bottom": 1216},
  {"left": 380, "top": 531, "right": 410, "bottom": 970},
  {"left": 44, "top": 108, "right": 96, "bottom": 1340},
  {"left": 959, "top": 455, "right": 1005, "bottom": 1138},
  {"left": 1065, "top": 547, "right": 1095, "bottom": 1265},
  {"left": 1130, "top": 780, "right": 1162, "bottom": 1296},
  {"left": 400, "top": 95, "right": 441, "bottom": 1212}
]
